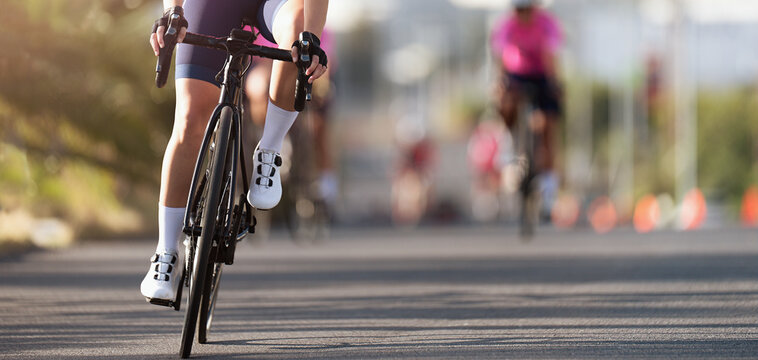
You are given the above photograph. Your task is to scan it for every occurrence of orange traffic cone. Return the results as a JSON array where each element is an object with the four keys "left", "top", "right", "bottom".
[
  {"left": 680, "top": 188, "right": 707, "bottom": 230},
  {"left": 741, "top": 186, "right": 758, "bottom": 227},
  {"left": 551, "top": 193, "right": 580, "bottom": 229},
  {"left": 588, "top": 196, "right": 617, "bottom": 234},
  {"left": 634, "top": 194, "right": 660, "bottom": 233}
]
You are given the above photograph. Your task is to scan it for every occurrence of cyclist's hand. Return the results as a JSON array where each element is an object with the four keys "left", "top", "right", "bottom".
[
  {"left": 150, "top": 6, "right": 188, "bottom": 56},
  {"left": 291, "top": 31, "right": 328, "bottom": 84}
]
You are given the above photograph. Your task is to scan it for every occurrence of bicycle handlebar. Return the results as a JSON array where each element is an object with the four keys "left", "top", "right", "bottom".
[
  {"left": 155, "top": 29, "right": 311, "bottom": 110},
  {"left": 182, "top": 32, "right": 294, "bottom": 61}
]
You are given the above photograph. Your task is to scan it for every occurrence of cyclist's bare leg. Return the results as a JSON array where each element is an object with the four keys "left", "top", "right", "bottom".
[
  {"left": 312, "top": 109, "right": 338, "bottom": 201},
  {"left": 160, "top": 79, "right": 221, "bottom": 208},
  {"left": 248, "top": 0, "right": 331, "bottom": 209},
  {"left": 247, "top": 0, "right": 305, "bottom": 209},
  {"left": 251, "top": 0, "right": 310, "bottom": 153},
  {"left": 312, "top": 111, "right": 332, "bottom": 171},
  {"left": 498, "top": 84, "right": 519, "bottom": 130},
  {"left": 528, "top": 110, "right": 547, "bottom": 167},
  {"left": 245, "top": 59, "right": 274, "bottom": 127},
  {"left": 142, "top": 78, "right": 220, "bottom": 302},
  {"left": 536, "top": 110, "right": 559, "bottom": 214},
  {"left": 540, "top": 112, "right": 556, "bottom": 171},
  {"left": 269, "top": 0, "right": 305, "bottom": 111}
]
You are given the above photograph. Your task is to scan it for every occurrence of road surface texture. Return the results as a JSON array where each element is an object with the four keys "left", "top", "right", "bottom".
[{"left": 1, "top": 226, "right": 757, "bottom": 359}]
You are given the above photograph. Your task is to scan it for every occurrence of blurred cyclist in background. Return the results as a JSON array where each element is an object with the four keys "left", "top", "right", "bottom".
[
  {"left": 468, "top": 117, "right": 509, "bottom": 222},
  {"left": 491, "top": 0, "right": 563, "bottom": 216}
]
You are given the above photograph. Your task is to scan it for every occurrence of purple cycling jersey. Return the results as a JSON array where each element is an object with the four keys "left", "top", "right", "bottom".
[{"left": 176, "top": 0, "right": 288, "bottom": 85}]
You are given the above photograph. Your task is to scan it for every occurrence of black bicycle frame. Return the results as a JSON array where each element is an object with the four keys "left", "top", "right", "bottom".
[{"left": 183, "top": 45, "right": 252, "bottom": 242}]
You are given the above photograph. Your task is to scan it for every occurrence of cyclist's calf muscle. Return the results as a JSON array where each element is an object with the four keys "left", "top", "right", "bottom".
[
  {"left": 160, "top": 79, "right": 220, "bottom": 208},
  {"left": 269, "top": 0, "right": 306, "bottom": 111}
]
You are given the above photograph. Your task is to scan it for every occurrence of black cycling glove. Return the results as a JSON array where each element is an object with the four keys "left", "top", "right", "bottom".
[
  {"left": 152, "top": 6, "right": 188, "bottom": 35},
  {"left": 292, "top": 31, "right": 328, "bottom": 68}
]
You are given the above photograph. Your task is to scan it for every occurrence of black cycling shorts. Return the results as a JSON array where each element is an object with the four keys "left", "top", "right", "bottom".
[
  {"left": 506, "top": 73, "right": 562, "bottom": 116},
  {"left": 176, "top": 0, "right": 288, "bottom": 86}
]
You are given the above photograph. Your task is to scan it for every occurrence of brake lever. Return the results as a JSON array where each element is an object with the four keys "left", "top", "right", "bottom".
[
  {"left": 300, "top": 43, "right": 313, "bottom": 102},
  {"left": 155, "top": 14, "right": 182, "bottom": 88},
  {"left": 166, "top": 13, "right": 181, "bottom": 38},
  {"left": 294, "top": 37, "right": 313, "bottom": 111}
]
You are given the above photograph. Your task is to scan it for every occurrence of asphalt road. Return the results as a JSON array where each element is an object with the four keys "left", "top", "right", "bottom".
[{"left": 1, "top": 226, "right": 757, "bottom": 359}]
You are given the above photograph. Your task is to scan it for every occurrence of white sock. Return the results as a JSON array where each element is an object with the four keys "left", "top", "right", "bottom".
[
  {"left": 319, "top": 170, "right": 339, "bottom": 202},
  {"left": 540, "top": 171, "right": 559, "bottom": 212},
  {"left": 259, "top": 100, "right": 298, "bottom": 152},
  {"left": 156, "top": 205, "right": 186, "bottom": 254}
]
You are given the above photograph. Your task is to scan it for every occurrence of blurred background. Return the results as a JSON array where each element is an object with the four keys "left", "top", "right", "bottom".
[{"left": 1, "top": 0, "right": 757, "bottom": 248}]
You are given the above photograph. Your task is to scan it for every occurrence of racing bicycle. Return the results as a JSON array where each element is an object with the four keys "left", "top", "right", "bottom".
[
  {"left": 512, "top": 83, "right": 542, "bottom": 239},
  {"left": 152, "top": 17, "right": 314, "bottom": 358}
]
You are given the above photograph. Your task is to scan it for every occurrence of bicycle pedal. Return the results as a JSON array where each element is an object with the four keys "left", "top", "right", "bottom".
[{"left": 146, "top": 297, "right": 176, "bottom": 308}]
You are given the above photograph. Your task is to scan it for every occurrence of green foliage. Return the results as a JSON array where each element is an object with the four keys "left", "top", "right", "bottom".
[
  {"left": 571, "top": 81, "right": 756, "bottom": 215},
  {"left": 697, "top": 89, "right": 758, "bottom": 208},
  {"left": 0, "top": 0, "right": 173, "bottom": 235}
]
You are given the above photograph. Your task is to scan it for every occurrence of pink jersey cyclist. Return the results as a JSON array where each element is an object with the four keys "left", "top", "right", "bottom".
[
  {"left": 490, "top": 0, "right": 563, "bottom": 216},
  {"left": 491, "top": 7, "right": 562, "bottom": 77},
  {"left": 491, "top": 2, "right": 563, "bottom": 117}
]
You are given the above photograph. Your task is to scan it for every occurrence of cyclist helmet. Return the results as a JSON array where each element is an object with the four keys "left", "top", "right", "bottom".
[{"left": 512, "top": 0, "right": 539, "bottom": 9}]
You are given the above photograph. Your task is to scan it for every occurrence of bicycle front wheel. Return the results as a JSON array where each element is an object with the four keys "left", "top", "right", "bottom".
[
  {"left": 180, "top": 107, "right": 233, "bottom": 359},
  {"left": 198, "top": 262, "right": 223, "bottom": 343}
]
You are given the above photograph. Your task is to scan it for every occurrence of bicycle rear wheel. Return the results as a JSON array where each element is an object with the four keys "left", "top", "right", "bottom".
[
  {"left": 180, "top": 107, "right": 233, "bottom": 359},
  {"left": 519, "top": 174, "right": 538, "bottom": 239},
  {"left": 517, "top": 102, "right": 540, "bottom": 240}
]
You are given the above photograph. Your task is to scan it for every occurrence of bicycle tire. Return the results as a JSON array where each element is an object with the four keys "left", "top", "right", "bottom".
[
  {"left": 180, "top": 107, "right": 233, "bottom": 359},
  {"left": 198, "top": 262, "right": 223, "bottom": 343},
  {"left": 199, "top": 120, "right": 235, "bottom": 344},
  {"left": 519, "top": 176, "right": 538, "bottom": 239},
  {"left": 283, "top": 112, "right": 329, "bottom": 243},
  {"left": 518, "top": 101, "right": 540, "bottom": 240}
]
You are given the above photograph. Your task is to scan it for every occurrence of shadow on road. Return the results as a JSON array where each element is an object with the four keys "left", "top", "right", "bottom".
[{"left": 1, "top": 230, "right": 757, "bottom": 359}]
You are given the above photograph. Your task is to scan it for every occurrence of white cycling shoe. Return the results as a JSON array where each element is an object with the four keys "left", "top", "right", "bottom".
[
  {"left": 247, "top": 146, "right": 283, "bottom": 210},
  {"left": 140, "top": 251, "right": 182, "bottom": 303}
]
